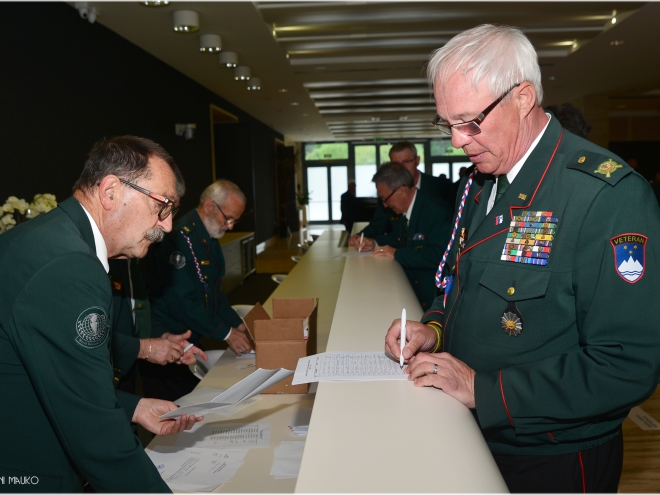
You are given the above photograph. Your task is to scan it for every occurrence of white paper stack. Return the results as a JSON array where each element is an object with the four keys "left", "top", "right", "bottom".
[{"left": 288, "top": 407, "right": 312, "bottom": 436}]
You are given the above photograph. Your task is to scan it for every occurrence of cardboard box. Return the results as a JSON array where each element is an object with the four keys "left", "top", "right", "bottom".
[{"left": 243, "top": 298, "right": 318, "bottom": 394}]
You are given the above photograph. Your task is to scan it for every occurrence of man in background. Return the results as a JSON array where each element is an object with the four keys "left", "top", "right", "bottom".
[
  {"left": 357, "top": 162, "right": 451, "bottom": 310},
  {"left": 143, "top": 179, "right": 254, "bottom": 401}
]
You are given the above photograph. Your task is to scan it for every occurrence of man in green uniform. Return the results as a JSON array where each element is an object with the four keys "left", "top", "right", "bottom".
[
  {"left": 142, "top": 179, "right": 254, "bottom": 401},
  {"left": 0, "top": 136, "right": 201, "bottom": 492},
  {"left": 385, "top": 25, "right": 660, "bottom": 493},
  {"left": 356, "top": 162, "right": 451, "bottom": 310},
  {"left": 348, "top": 141, "right": 452, "bottom": 247}
]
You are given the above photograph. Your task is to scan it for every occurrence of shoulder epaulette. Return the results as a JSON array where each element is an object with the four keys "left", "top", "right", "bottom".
[{"left": 566, "top": 150, "right": 631, "bottom": 186}]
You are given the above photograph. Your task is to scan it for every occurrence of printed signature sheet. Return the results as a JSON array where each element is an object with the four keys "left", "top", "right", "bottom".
[{"left": 292, "top": 351, "right": 408, "bottom": 385}]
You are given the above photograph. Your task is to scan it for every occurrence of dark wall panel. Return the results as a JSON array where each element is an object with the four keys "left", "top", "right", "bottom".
[{"left": 0, "top": 2, "right": 281, "bottom": 242}]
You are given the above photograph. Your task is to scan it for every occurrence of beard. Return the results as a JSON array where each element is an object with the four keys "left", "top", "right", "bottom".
[
  {"left": 144, "top": 227, "right": 165, "bottom": 243},
  {"left": 205, "top": 216, "right": 228, "bottom": 239}
]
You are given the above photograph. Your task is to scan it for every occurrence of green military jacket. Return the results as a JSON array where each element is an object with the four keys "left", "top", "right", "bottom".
[
  {"left": 361, "top": 172, "right": 452, "bottom": 239},
  {"left": 0, "top": 197, "right": 169, "bottom": 492},
  {"left": 421, "top": 117, "right": 660, "bottom": 455},
  {"left": 149, "top": 209, "right": 243, "bottom": 344},
  {"left": 373, "top": 193, "right": 452, "bottom": 310},
  {"left": 110, "top": 258, "right": 150, "bottom": 387}
]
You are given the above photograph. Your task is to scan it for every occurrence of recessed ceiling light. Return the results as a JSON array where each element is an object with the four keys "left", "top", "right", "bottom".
[
  {"left": 302, "top": 113, "right": 309, "bottom": 117},
  {"left": 290, "top": 102, "right": 299, "bottom": 106},
  {"left": 141, "top": 1, "right": 169, "bottom": 6},
  {"left": 549, "top": 76, "right": 558, "bottom": 81},
  {"left": 278, "top": 89, "right": 288, "bottom": 93},
  {"left": 610, "top": 40, "right": 626, "bottom": 46}
]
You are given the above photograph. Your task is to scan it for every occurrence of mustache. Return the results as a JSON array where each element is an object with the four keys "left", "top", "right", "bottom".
[{"left": 144, "top": 227, "right": 165, "bottom": 243}]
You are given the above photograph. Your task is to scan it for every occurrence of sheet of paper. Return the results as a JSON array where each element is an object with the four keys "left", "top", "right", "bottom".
[
  {"left": 270, "top": 441, "right": 306, "bottom": 479},
  {"left": 333, "top": 251, "right": 372, "bottom": 258},
  {"left": 147, "top": 446, "right": 247, "bottom": 492},
  {"left": 161, "top": 368, "right": 293, "bottom": 418},
  {"left": 628, "top": 406, "right": 660, "bottom": 430},
  {"left": 176, "top": 387, "right": 261, "bottom": 416},
  {"left": 176, "top": 422, "right": 271, "bottom": 450},
  {"left": 289, "top": 407, "right": 312, "bottom": 435},
  {"left": 292, "top": 351, "right": 408, "bottom": 385}
]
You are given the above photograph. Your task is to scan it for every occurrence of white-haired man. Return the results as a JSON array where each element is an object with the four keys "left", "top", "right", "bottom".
[
  {"left": 385, "top": 24, "right": 660, "bottom": 492},
  {"left": 143, "top": 179, "right": 254, "bottom": 401}
]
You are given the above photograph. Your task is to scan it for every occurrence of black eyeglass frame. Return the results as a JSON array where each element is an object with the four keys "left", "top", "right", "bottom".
[
  {"left": 119, "top": 179, "right": 179, "bottom": 221},
  {"left": 432, "top": 83, "right": 521, "bottom": 136},
  {"left": 212, "top": 200, "right": 240, "bottom": 227},
  {"left": 379, "top": 185, "right": 401, "bottom": 206}
]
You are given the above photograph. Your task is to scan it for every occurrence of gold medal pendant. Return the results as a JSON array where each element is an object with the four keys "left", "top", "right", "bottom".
[{"left": 501, "top": 301, "right": 523, "bottom": 337}]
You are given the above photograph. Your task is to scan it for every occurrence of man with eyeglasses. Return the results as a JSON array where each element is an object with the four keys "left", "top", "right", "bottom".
[
  {"left": 348, "top": 140, "right": 452, "bottom": 249},
  {"left": 356, "top": 162, "right": 451, "bottom": 310},
  {"left": 142, "top": 179, "right": 254, "bottom": 401},
  {"left": 385, "top": 25, "right": 660, "bottom": 493},
  {"left": 0, "top": 136, "right": 202, "bottom": 492}
]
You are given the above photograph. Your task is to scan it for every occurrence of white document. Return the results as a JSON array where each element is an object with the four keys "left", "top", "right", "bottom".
[
  {"left": 147, "top": 446, "right": 247, "bottom": 492},
  {"left": 160, "top": 368, "right": 293, "bottom": 418},
  {"left": 333, "top": 251, "right": 372, "bottom": 258},
  {"left": 292, "top": 351, "right": 408, "bottom": 385},
  {"left": 176, "top": 422, "right": 271, "bottom": 450},
  {"left": 289, "top": 407, "right": 313, "bottom": 435},
  {"left": 176, "top": 387, "right": 261, "bottom": 417},
  {"left": 628, "top": 406, "right": 660, "bottom": 430},
  {"left": 270, "top": 441, "right": 306, "bottom": 479}
]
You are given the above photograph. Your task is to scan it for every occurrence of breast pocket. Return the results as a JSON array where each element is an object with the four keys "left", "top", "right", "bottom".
[{"left": 472, "top": 262, "right": 552, "bottom": 350}]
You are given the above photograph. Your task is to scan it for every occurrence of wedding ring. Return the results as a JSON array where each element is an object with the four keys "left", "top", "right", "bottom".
[
  {"left": 168, "top": 357, "right": 174, "bottom": 363},
  {"left": 433, "top": 364, "right": 439, "bottom": 374}
]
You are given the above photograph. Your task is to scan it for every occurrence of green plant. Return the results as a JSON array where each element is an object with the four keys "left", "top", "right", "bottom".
[{"left": 296, "top": 189, "right": 311, "bottom": 206}]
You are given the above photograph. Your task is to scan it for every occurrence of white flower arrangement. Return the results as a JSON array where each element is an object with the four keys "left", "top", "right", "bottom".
[{"left": 0, "top": 193, "right": 58, "bottom": 233}]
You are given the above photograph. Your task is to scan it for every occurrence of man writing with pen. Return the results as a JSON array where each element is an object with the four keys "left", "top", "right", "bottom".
[{"left": 356, "top": 162, "right": 451, "bottom": 310}]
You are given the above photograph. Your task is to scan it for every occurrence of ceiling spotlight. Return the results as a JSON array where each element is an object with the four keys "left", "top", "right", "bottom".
[
  {"left": 173, "top": 10, "right": 199, "bottom": 33},
  {"left": 141, "top": 1, "right": 169, "bottom": 6},
  {"left": 290, "top": 102, "right": 299, "bottom": 106},
  {"left": 278, "top": 88, "right": 288, "bottom": 93},
  {"left": 199, "top": 34, "right": 221, "bottom": 53},
  {"left": 75, "top": 2, "right": 99, "bottom": 24},
  {"left": 610, "top": 40, "right": 626, "bottom": 46},
  {"left": 219, "top": 51, "right": 237, "bottom": 68},
  {"left": 611, "top": 9, "right": 617, "bottom": 24},
  {"left": 234, "top": 66, "right": 251, "bottom": 81},
  {"left": 247, "top": 77, "right": 261, "bottom": 91}
]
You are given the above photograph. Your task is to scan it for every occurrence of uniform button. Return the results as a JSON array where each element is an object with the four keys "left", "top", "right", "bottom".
[
  {"left": 136, "top": 303, "right": 143, "bottom": 309},
  {"left": 507, "top": 287, "right": 515, "bottom": 296},
  {"left": 578, "top": 156, "right": 586, "bottom": 164},
  {"left": 114, "top": 377, "right": 119, "bottom": 383},
  {"left": 204, "top": 275, "right": 209, "bottom": 280}
]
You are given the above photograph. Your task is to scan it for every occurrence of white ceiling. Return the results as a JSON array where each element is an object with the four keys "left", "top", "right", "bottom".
[{"left": 81, "top": 1, "right": 660, "bottom": 143}]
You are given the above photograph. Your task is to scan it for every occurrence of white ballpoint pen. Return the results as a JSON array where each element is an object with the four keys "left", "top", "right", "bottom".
[
  {"left": 400, "top": 308, "right": 406, "bottom": 368},
  {"left": 358, "top": 232, "right": 364, "bottom": 253},
  {"left": 183, "top": 343, "right": 194, "bottom": 353}
]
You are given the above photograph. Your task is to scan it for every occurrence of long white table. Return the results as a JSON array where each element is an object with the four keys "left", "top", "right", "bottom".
[{"left": 147, "top": 229, "right": 507, "bottom": 492}]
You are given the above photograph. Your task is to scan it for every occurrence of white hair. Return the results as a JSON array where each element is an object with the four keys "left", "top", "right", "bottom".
[
  {"left": 427, "top": 24, "right": 543, "bottom": 105},
  {"left": 199, "top": 179, "right": 246, "bottom": 207}
]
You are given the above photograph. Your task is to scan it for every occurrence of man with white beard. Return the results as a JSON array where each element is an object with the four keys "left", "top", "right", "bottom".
[{"left": 142, "top": 179, "right": 254, "bottom": 400}]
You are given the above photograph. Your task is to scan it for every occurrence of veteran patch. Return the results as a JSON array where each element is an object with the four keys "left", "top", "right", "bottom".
[
  {"left": 595, "top": 159, "right": 623, "bottom": 178},
  {"left": 169, "top": 251, "right": 186, "bottom": 269},
  {"left": 75, "top": 306, "right": 109, "bottom": 348},
  {"left": 610, "top": 233, "right": 647, "bottom": 283}
]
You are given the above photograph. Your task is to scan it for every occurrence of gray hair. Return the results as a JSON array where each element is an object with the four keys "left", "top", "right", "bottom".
[
  {"left": 372, "top": 162, "right": 414, "bottom": 190},
  {"left": 427, "top": 24, "right": 543, "bottom": 105},
  {"left": 199, "top": 179, "right": 246, "bottom": 207}
]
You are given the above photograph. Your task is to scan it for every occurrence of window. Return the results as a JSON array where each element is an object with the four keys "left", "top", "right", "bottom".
[
  {"left": 355, "top": 145, "right": 377, "bottom": 198},
  {"left": 305, "top": 143, "right": 349, "bottom": 161}
]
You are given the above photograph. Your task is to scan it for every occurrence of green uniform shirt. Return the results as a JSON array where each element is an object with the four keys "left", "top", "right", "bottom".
[
  {"left": 148, "top": 209, "right": 243, "bottom": 344},
  {"left": 372, "top": 193, "right": 452, "bottom": 309},
  {"left": 0, "top": 197, "right": 169, "bottom": 492},
  {"left": 422, "top": 117, "right": 660, "bottom": 455}
]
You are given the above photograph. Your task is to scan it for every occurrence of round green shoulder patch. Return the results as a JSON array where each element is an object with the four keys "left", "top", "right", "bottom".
[{"left": 75, "top": 306, "right": 109, "bottom": 348}]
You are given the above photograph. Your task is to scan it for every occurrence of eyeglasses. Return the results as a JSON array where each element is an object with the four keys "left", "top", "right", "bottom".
[
  {"left": 212, "top": 200, "right": 240, "bottom": 227},
  {"left": 120, "top": 179, "right": 179, "bottom": 221},
  {"left": 432, "top": 83, "right": 521, "bottom": 136},
  {"left": 379, "top": 186, "right": 400, "bottom": 206}
]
